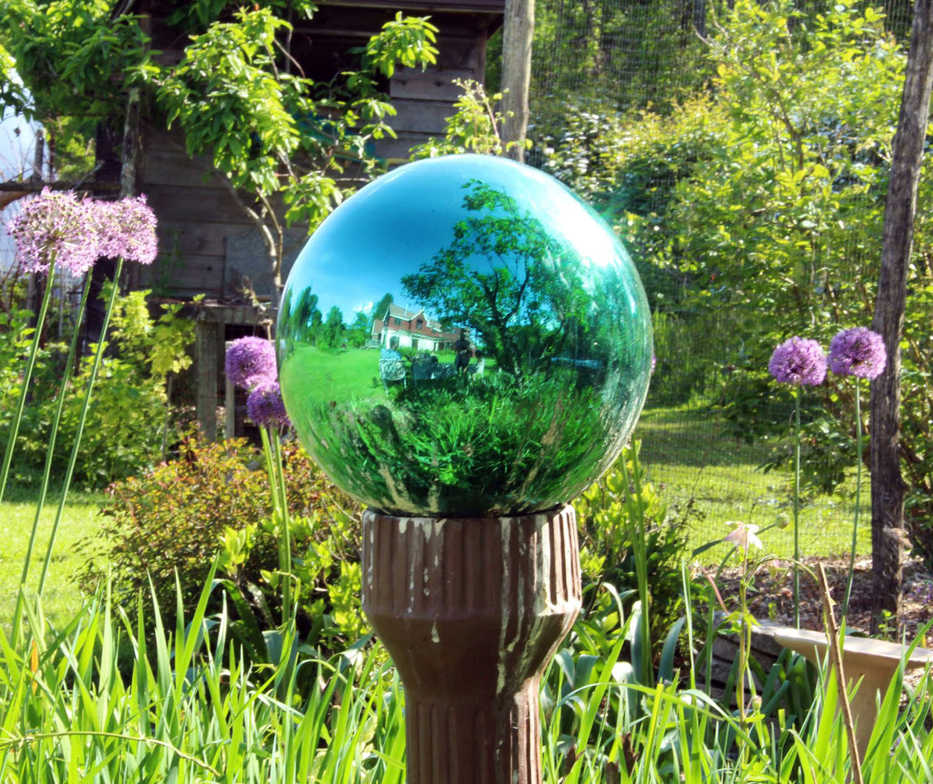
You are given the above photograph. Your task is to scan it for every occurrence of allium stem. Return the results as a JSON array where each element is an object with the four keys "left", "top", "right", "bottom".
[
  {"left": 0, "top": 264, "right": 57, "bottom": 505},
  {"left": 37, "top": 258, "right": 125, "bottom": 599},
  {"left": 793, "top": 388, "right": 801, "bottom": 629},
  {"left": 260, "top": 425, "right": 293, "bottom": 621},
  {"left": 842, "top": 379, "right": 863, "bottom": 620},
  {"left": 11, "top": 272, "right": 92, "bottom": 644}
]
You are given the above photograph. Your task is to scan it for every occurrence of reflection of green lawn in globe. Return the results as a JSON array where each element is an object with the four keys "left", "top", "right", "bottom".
[
  {"left": 284, "top": 346, "right": 496, "bottom": 403},
  {"left": 289, "top": 346, "right": 384, "bottom": 403},
  {"left": 281, "top": 345, "right": 637, "bottom": 516}
]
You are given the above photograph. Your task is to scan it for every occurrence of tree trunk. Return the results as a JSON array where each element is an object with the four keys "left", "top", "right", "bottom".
[
  {"left": 869, "top": 0, "right": 933, "bottom": 633},
  {"left": 501, "top": 0, "right": 534, "bottom": 162}
]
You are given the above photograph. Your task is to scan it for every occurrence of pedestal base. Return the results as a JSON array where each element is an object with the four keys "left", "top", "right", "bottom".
[{"left": 362, "top": 506, "right": 582, "bottom": 784}]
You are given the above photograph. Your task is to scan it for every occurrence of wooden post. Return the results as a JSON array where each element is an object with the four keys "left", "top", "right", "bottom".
[
  {"left": 196, "top": 318, "right": 221, "bottom": 441},
  {"left": 224, "top": 341, "right": 236, "bottom": 440},
  {"left": 869, "top": 0, "right": 933, "bottom": 631},
  {"left": 501, "top": 0, "right": 534, "bottom": 162}
]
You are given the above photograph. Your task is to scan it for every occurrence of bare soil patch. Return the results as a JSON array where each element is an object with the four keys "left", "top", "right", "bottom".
[{"left": 706, "top": 555, "right": 933, "bottom": 644}]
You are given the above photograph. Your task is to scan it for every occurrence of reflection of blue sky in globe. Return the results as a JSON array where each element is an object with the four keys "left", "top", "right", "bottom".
[{"left": 285, "top": 154, "right": 632, "bottom": 327}]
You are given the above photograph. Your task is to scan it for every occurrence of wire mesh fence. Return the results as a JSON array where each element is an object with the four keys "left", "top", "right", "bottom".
[{"left": 525, "top": 0, "right": 912, "bottom": 554}]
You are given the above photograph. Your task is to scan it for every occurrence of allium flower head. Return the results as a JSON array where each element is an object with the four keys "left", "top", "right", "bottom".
[
  {"left": 768, "top": 337, "right": 826, "bottom": 386},
  {"left": 246, "top": 380, "right": 290, "bottom": 427},
  {"left": 95, "top": 195, "right": 158, "bottom": 264},
  {"left": 8, "top": 188, "right": 99, "bottom": 276},
  {"left": 829, "top": 327, "right": 886, "bottom": 380},
  {"left": 225, "top": 336, "right": 277, "bottom": 390}
]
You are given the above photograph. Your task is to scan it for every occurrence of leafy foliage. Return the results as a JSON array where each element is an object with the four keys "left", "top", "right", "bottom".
[
  {"left": 0, "top": 288, "right": 192, "bottom": 488},
  {"left": 80, "top": 433, "right": 366, "bottom": 648},
  {"left": 541, "top": 0, "right": 932, "bottom": 562},
  {"left": 0, "top": 3, "right": 440, "bottom": 291},
  {"left": 574, "top": 445, "right": 693, "bottom": 656},
  {"left": 530, "top": 0, "right": 712, "bottom": 114},
  {"left": 364, "top": 12, "right": 438, "bottom": 79},
  {"left": 0, "top": 0, "right": 149, "bottom": 121}
]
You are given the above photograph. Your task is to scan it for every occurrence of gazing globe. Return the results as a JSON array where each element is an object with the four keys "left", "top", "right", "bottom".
[{"left": 277, "top": 154, "right": 653, "bottom": 516}]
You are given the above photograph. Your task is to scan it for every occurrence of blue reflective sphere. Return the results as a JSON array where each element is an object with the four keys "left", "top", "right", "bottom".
[{"left": 277, "top": 154, "right": 652, "bottom": 516}]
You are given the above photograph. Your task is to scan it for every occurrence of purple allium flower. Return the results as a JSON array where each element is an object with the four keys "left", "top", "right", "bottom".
[
  {"left": 95, "top": 195, "right": 158, "bottom": 265},
  {"left": 8, "top": 188, "right": 99, "bottom": 276},
  {"left": 768, "top": 337, "right": 827, "bottom": 386},
  {"left": 246, "top": 380, "right": 290, "bottom": 427},
  {"left": 829, "top": 327, "right": 886, "bottom": 380},
  {"left": 225, "top": 336, "right": 277, "bottom": 390}
]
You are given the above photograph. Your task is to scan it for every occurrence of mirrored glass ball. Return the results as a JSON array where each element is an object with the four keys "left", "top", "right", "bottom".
[{"left": 277, "top": 154, "right": 652, "bottom": 516}]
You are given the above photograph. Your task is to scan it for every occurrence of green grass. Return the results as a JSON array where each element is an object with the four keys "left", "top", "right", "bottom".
[
  {"left": 0, "top": 404, "right": 869, "bottom": 628},
  {"left": 635, "top": 405, "right": 868, "bottom": 562},
  {"left": 0, "top": 485, "right": 105, "bottom": 633}
]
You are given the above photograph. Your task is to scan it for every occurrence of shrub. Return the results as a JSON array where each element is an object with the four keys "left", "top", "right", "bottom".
[
  {"left": 541, "top": 0, "right": 932, "bottom": 560},
  {"left": 573, "top": 445, "right": 693, "bottom": 650},
  {"left": 79, "top": 433, "right": 366, "bottom": 648},
  {"left": 0, "top": 287, "right": 193, "bottom": 488}
]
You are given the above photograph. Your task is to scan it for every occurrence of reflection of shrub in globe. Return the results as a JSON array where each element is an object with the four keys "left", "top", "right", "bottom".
[{"left": 277, "top": 154, "right": 653, "bottom": 516}]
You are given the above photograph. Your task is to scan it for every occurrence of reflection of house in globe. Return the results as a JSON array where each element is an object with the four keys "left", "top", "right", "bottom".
[{"left": 371, "top": 303, "right": 469, "bottom": 352}]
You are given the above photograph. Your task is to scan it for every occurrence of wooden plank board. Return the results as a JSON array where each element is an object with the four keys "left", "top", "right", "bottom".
[
  {"left": 389, "top": 98, "right": 455, "bottom": 135},
  {"left": 195, "top": 320, "right": 222, "bottom": 441},
  {"left": 390, "top": 68, "right": 474, "bottom": 101},
  {"left": 158, "top": 220, "right": 254, "bottom": 258},
  {"left": 319, "top": 0, "right": 504, "bottom": 12},
  {"left": 373, "top": 132, "right": 435, "bottom": 162},
  {"left": 142, "top": 148, "right": 219, "bottom": 189},
  {"left": 146, "top": 185, "right": 246, "bottom": 224},
  {"left": 139, "top": 252, "right": 225, "bottom": 298},
  {"left": 435, "top": 33, "right": 484, "bottom": 71}
]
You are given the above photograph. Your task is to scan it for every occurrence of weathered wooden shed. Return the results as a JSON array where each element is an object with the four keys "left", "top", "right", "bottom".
[{"left": 125, "top": 0, "right": 504, "bottom": 437}]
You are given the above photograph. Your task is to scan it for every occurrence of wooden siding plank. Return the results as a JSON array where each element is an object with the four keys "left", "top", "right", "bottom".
[
  {"left": 142, "top": 148, "right": 218, "bottom": 188},
  {"left": 389, "top": 98, "right": 455, "bottom": 135},
  {"left": 390, "top": 68, "right": 474, "bottom": 101},
  {"left": 138, "top": 253, "right": 225, "bottom": 298},
  {"left": 146, "top": 185, "right": 246, "bottom": 224},
  {"left": 435, "top": 34, "right": 484, "bottom": 70},
  {"left": 319, "top": 0, "right": 504, "bottom": 13},
  {"left": 373, "top": 132, "right": 435, "bottom": 162}
]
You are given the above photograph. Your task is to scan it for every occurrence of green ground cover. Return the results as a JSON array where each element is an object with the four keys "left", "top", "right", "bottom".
[
  {"left": 296, "top": 346, "right": 491, "bottom": 402},
  {"left": 636, "top": 406, "right": 866, "bottom": 561},
  {"left": 0, "top": 487, "right": 105, "bottom": 631},
  {"left": 0, "top": 404, "right": 867, "bottom": 630}
]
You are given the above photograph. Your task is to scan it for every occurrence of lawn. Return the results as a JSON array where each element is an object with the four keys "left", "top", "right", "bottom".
[
  {"left": 635, "top": 405, "right": 866, "bottom": 562},
  {"left": 0, "top": 486, "right": 105, "bottom": 632},
  {"left": 0, "top": 404, "right": 867, "bottom": 630}
]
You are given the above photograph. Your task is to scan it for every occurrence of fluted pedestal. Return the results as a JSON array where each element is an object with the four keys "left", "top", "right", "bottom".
[{"left": 362, "top": 506, "right": 582, "bottom": 784}]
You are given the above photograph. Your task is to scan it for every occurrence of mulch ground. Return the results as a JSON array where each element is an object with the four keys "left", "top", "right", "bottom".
[{"left": 703, "top": 555, "right": 933, "bottom": 645}]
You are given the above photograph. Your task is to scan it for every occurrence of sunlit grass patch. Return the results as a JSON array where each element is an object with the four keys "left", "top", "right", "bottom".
[
  {"left": 0, "top": 487, "right": 105, "bottom": 633},
  {"left": 636, "top": 405, "right": 866, "bottom": 562}
]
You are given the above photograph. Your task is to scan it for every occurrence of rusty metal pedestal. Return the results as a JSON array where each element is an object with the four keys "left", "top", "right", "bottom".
[{"left": 362, "top": 506, "right": 581, "bottom": 784}]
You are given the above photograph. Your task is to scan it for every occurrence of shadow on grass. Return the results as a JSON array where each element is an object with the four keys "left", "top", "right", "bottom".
[{"left": 637, "top": 405, "right": 775, "bottom": 469}]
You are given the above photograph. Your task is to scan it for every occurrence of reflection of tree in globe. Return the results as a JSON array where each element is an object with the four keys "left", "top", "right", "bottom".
[{"left": 277, "top": 154, "right": 652, "bottom": 516}]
